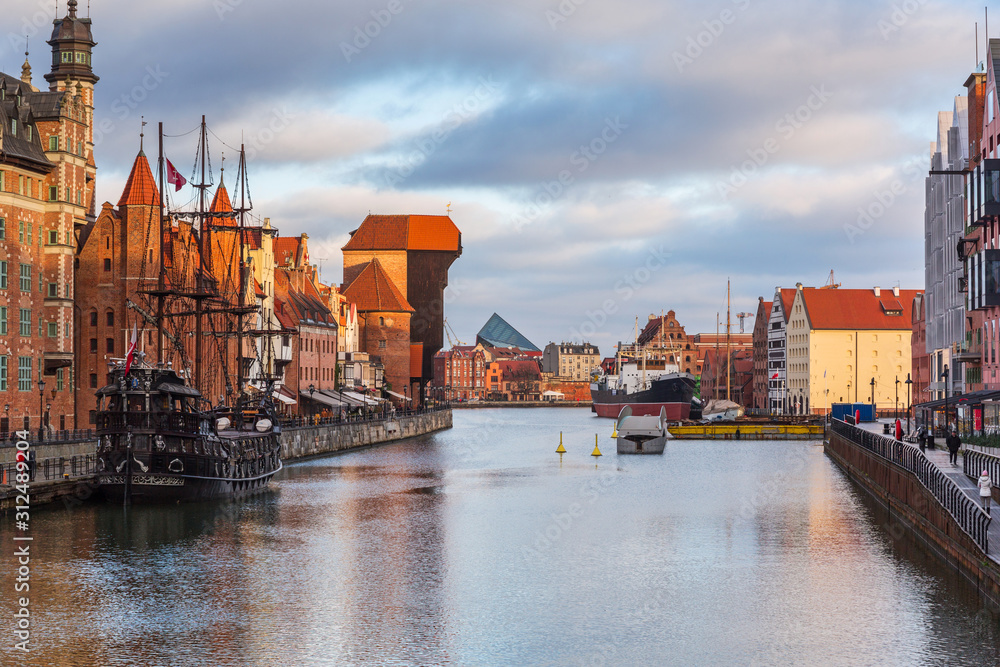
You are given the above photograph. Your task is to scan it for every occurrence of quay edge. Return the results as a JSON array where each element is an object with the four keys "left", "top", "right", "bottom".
[{"left": 0, "top": 409, "right": 452, "bottom": 511}]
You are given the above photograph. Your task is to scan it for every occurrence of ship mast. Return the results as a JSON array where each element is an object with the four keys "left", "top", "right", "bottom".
[
  {"left": 194, "top": 115, "right": 209, "bottom": 391},
  {"left": 156, "top": 124, "right": 165, "bottom": 361},
  {"left": 726, "top": 278, "right": 731, "bottom": 403}
]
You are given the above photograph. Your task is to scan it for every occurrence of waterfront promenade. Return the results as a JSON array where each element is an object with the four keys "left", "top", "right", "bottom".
[{"left": 854, "top": 420, "right": 1000, "bottom": 559}]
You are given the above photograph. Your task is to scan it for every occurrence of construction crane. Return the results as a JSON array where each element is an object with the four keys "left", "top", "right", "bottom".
[
  {"left": 822, "top": 269, "right": 841, "bottom": 289},
  {"left": 735, "top": 312, "right": 752, "bottom": 334},
  {"left": 444, "top": 318, "right": 465, "bottom": 349}
]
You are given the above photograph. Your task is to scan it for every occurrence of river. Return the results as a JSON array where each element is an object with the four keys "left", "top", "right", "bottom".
[{"left": 1, "top": 408, "right": 998, "bottom": 666}]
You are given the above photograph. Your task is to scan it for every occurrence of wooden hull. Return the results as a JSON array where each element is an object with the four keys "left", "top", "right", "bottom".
[{"left": 96, "top": 463, "right": 282, "bottom": 504}]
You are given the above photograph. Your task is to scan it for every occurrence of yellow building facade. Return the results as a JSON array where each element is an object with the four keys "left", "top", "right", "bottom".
[{"left": 786, "top": 285, "right": 920, "bottom": 415}]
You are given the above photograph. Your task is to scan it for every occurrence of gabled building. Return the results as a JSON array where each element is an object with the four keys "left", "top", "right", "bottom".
[
  {"left": 2, "top": 0, "right": 98, "bottom": 434},
  {"left": 542, "top": 342, "right": 600, "bottom": 381},
  {"left": 751, "top": 298, "right": 772, "bottom": 410},
  {"left": 766, "top": 288, "right": 798, "bottom": 413},
  {"left": 785, "top": 285, "right": 920, "bottom": 414}
]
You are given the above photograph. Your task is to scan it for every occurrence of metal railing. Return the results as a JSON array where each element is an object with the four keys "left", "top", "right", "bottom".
[
  {"left": 831, "top": 419, "right": 991, "bottom": 553},
  {"left": 0, "top": 454, "right": 98, "bottom": 485},
  {"left": 0, "top": 429, "right": 98, "bottom": 447},
  {"left": 965, "top": 449, "right": 1000, "bottom": 501},
  {"left": 280, "top": 404, "right": 450, "bottom": 430}
]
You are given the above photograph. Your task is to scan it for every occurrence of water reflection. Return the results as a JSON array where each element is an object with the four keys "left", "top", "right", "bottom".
[{"left": 1, "top": 409, "right": 999, "bottom": 666}]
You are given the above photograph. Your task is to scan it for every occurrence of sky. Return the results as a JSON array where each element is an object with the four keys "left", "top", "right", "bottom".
[{"left": 0, "top": 0, "right": 985, "bottom": 354}]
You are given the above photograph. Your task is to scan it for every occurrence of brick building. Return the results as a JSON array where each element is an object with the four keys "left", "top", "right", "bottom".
[
  {"left": 0, "top": 1, "right": 97, "bottom": 434},
  {"left": 751, "top": 297, "right": 772, "bottom": 410},
  {"left": 342, "top": 214, "right": 462, "bottom": 402}
]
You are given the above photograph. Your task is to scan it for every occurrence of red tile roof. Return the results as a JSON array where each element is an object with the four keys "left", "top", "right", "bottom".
[
  {"left": 342, "top": 214, "right": 461, "bottom": 252},
  {"left": 209, "top": 181, "right": 234, "bottom": 227},
  {"left": 341, "top": 258, "right": 414, "bottom": 313},
  {"left": 778, "top": 289, "right": 797, "bottom": 322},
  {"left": 799, "top": 288, "right": 921, "bottom": 330},
  {"left": 274, "top": 237, "right": 305, "bottom": 267},
  {"left": 118, "top": 152, "right": 159, "bottom": 207}
]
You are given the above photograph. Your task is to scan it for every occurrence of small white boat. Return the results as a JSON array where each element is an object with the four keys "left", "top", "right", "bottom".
[{"left": 616, "top": 405, "right": 671, "bottom": 455}]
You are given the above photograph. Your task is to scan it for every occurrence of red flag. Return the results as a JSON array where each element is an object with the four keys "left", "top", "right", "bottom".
[
  {"left": 124, "top": 324, "right": 138, "bottom": 375},
  {"left": 166, "top": 159, "right": 187, "bottom": 192},
  {"left": 770, "top": 372, "right": 779, "bottom": 379}
]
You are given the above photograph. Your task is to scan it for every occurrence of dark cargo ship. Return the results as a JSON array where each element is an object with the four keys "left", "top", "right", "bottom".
[{"left": 590, "top": 369, "right": 697, "bottom": 420}]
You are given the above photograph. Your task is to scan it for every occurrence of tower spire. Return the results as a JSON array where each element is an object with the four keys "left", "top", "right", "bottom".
[
  {"left": 21, "top": 37, "right": 32, "bottom": 86},
  {"left": 68, "top": 0, "right": 78, "bottom": 18}
]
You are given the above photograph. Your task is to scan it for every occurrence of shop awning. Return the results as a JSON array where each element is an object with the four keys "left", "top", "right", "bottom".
[
  {"left": 272, "top": 387, "right": 296, "bottom": 405},
  {"left": 301, "top": 391, "right": 344, "bottom": 409},
  {"left": 386, "top": 390, "right": 411, "bottom": 401},
  {"left": 342, "top": 390, "right": 381, "bottom": 406}
]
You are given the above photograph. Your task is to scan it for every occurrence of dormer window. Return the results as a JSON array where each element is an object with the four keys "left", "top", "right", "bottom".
[
  {"left": 10, "top": 119, "right": 15, "bottom": 137},
  {"left": 25, "top": 126, "right": 32, "bottom": 142}
]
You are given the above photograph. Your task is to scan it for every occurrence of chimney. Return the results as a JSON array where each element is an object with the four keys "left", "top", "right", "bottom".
[
  {"left": 892, "top": 285, "right": 900, "bottom": 297},
  {"left": 873, "top": 286, "right": 881, "bottom": 296},
  {"left": 795, "top": 282, "right": 803, "bottom": 290}
]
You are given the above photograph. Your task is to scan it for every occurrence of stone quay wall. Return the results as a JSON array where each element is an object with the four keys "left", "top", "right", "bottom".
[
  {"left": 279, "top": 409, "right": 452, "bottom": 460},
  {"left": 826, "top": 430, "right": 1000, "bottom": 610}
]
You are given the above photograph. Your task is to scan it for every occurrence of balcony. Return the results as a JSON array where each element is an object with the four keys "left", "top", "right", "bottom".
[
  {"left": 953, "top": 336, "right": 982, "bottom": 363},
  {"left": 967, "top": 159, "right": 1000, "bottom": 228}
]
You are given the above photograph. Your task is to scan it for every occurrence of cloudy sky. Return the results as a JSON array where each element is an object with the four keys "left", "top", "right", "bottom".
[{"left": 1, "top": 0, "right": 983, "bottom": 352}]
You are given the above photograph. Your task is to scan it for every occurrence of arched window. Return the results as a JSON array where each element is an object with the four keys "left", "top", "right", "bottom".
[{"left": 379, "top": 316, "right": 385, "bottom": 326}]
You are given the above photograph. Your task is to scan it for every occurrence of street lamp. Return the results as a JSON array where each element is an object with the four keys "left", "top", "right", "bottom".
[
  {"left": 870, "top": 377, "right": 876, "bottom": 416},
  {"left": 941, "top": 364, "right": 950, "bottom": 434},
  {"left": 905, "top": 373, "right": 912, "bottom": 434},
  {"left": 308, "top": 383, "right": 315, "bottom": 420},
  {"left": 37, "top": 379, "right": 45, "bottom": 442},
  {"left": 895, "top": 376, "right": 900, "bottom": 421}
]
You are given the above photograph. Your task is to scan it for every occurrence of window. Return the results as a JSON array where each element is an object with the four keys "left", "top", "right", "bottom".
[
  {"left": 48, "top": 230, "right": 57, "bottom": 245},
  {"left": 106, "top": 338, "right": 114, "bottom": 354},
  {"left": 26, "top": 223, "right": 31, "bottom": 245},
  {"left": 49, "top": 136, "right": 58, "bottom": 151},
  {"left": 18, "top": 309, "right": 30, "bottom": 336},
  {"left": 379, "top": 317, "right": 385, "bottom": 326},
  {"left": 48, "top": 283, "right": 57, "bottom": 298},
  {"left": 10, "top": 119, "right": 16, "bottom": 136},
  {"left": 47, "top": 322, "right": 57, "bottom": 338},
  {"left": 17, "top": 356, "right": 31, "bottom": 391},
  {"left": 379, "top": 340, "right": 386, "bottom": 349},
  {"left": 103, "top": 258, "right": 111, "bottom": 272},
  {"left": 48, "top": 186, "right": 57, "bottom": 201},
  {"left": 89, "top": 373, "right": 97, "bottom": 388},
  {"left": 0, "top": 356, "right": 6, "bottom": 391},
  {"left": 26, "top": 125, "right": 32, "bottom": 142},
  {"left": 89, "top": 338, "right": 97, "bottom": 353},
  {"left": 38, "top": 315, "right": 42, "bottom": 337},
  {"left": 106, "top": 311, "right": 114, "bottom": 327},
  {"left": 0, "top": 261, "right": 6, "bottom": 289},
  {"left": 38, "top": 270, "right": 42, "bottom": 292},
  {"left": 56, "top": 368, "right": 63, "bottom": 391},
  {"left": 0, "top": 307, "right": 5, "bottom": 335},
  {"left": 18, "top": 220, "right": 23, "bottom": 242},
  {"left": 19, "top": 265, "right": 30, "bottom": 291},
  {"left": 0, "top": 218, "right": 4, "bottom": 239},
  {"left": 90, "top": 311, "right": 97, "bottom": 327}
]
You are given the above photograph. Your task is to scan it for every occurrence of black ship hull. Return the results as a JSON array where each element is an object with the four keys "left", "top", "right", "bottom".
[
  {"left": 96, "top": 463, "right": 282, "bottom": 504},
  {"left": 591, "top": 374, "right": 696, "bottom": 419}
]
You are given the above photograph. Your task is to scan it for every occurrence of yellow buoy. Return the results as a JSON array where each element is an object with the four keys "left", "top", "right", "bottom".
[
  {"left": 556, "top": 431, "right": 566, "bottom": 454},
  {"left": 611, "top": 425, "right": 618, "bottom": 438},
  {"left": 591, "top": 433, "right": 602, "bottom": 458}
]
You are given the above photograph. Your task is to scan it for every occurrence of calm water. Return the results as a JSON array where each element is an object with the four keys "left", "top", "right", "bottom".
[{"left": 2, "top": 408, "right": 999, "bottom": 666}]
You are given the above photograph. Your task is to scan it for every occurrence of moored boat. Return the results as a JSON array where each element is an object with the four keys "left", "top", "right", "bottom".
[{"left": 615, "top": 405, "right": 671, "bottom": 454}]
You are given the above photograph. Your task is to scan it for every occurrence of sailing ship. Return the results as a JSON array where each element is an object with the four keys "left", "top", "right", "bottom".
[{"left": 95, "top": 118, "right": 283, "bottom": 504}]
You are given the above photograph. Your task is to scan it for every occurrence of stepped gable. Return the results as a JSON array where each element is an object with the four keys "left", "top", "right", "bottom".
[
  {"left": 341, "top": 258, "right": 414, "bottom": 313},
  {"left": 342, "top": 214, "right": 461, "bottom": 252},
  {"left": 476, "top": 313, "right": 540, "bottom": 352},
  {"left": 118, "top": 151, "right": 159, "bottom": 207}
]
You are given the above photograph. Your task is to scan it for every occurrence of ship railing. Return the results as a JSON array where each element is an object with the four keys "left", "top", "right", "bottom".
[
  {"left": 97, "top": 411, "right": 201, "bottom": 434},
  {"left": 0, "top": 428, "right": 98, "bottom": 446}
]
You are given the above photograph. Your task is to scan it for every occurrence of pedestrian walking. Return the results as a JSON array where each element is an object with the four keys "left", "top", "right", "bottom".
[
  {"left": 980, "top": 470, "right": 993, "bottom": 515},
  {"left": 946, "top": 431, "right": 961, "bottom": 466},
  {"left": 894, "top": 418, "right": 903, "bottom": 441},
  {"left": 918, "top": 426, "right": 926, "bottom": 453}
]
